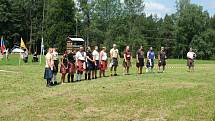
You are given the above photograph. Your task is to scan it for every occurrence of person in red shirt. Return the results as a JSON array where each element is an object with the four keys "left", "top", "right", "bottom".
[{"left": 123, "top": 46, "right": 132, "bottom": 75}]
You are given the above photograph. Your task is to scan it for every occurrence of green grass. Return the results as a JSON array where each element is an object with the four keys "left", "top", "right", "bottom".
[{"left": 0, "top": 55, "right": 215, "bottom": 120}]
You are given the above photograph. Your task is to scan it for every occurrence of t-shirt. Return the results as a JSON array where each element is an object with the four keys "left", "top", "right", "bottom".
[
  {"left": 52, "top": 51, "right": 58, "bottom": 61},
  {"left": 158, "top": 51, "right": 166, "bottom": 60},
  {"left": 124, "top": 50, "right": 131, "bottom": 60},
  {"left": 187, "top": 52, "right": 196, "bottom": 59},
  {"left": 76, "top": 51, "right": 86, "bottom": 61},
  {"left": 136, "top": 50, "right": 144, "bottom": 59},
  {"left": 45, "top": 52, "right": 52, "bottom": 68},
  {"left": 110, "top": 48, "right": 119, "bottom": 58},
  {"left": 147, "top": 51, "right": 155, "bottom": 60},
  {"left": 92, "top": 50, "right": 99, "bottom": 61},
  {"left": 100, "top": 51, "right": 107, "bottom": 61}
]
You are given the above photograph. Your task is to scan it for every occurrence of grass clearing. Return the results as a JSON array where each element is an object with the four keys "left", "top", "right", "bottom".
[{"left": 0, "top": 55, "right": 215, "bottom": 120}]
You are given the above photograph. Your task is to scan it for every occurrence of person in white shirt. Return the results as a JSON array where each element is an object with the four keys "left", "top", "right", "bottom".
[
  {"left": 52, "top": 48, "right": 59, "bottom": 84},
  {"left": 75, "top": 46, "right": 86, "bottom": 81},
  {"left": 99, "top": 47, "right": 108, "bottom": 77},
  {"left": 110, "top": 44, "right": 120, "bottom": 76},
  {"left": 187, "top": 48, "right": 196, "bottom": 72},
  {"left": 92, "top": 46, "right": 100, "bottom": 79},
  {"left": 44, "top": 48, "right": 53, "bottom": 87}
]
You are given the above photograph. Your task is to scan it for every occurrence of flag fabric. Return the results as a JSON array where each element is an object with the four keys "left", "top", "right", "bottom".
[
  {"left": 20, "top": 37, "right": 27, "bottom": 49},
  {"left": 1, "top": 36, "right": 6, "bottom": 55}
]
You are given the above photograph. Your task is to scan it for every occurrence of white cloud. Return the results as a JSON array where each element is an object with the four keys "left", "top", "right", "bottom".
[{"left": 144, "top": 1, "right": 173, "bottom": 18}]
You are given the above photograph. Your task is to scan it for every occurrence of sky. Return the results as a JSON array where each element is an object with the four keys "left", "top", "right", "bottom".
[{"left": 144, "top": 0, "right": 215, "bottom": 18}]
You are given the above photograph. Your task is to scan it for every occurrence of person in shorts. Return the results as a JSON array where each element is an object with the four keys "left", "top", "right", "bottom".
[
  {"left": 158, "top": 47, "right": 167, "bottom": 73},
  {"left": 110, "top": 44, "right": 120, "bottom": 76},
  {"left": 187, "top": 48, "right": 196, "bottom": 72},
  {"left": 146, "top": 47, "right": 155, "bottom": 72},
  {"left": 136, "top": 46, "right": 145, "bottom": 74},
  {"left": 99, "top": 47, "right": 108, "bottom": 77},
  {"left": 92, "top": 46, "right": 100, "bottom": 79},
  {"left": 44, "top": 48, "right": 53, "bottom": 87},
  {"left": 123, "top": 46, "right": 132, "bottom": 75}
]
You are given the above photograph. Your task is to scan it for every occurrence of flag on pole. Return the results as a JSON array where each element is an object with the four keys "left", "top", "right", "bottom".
[
  {"left": 20, "top": 37, "right": 27, "bottom": 49},
  {"left": 1, "top": 36, "right": 6, "bottom": 55}
]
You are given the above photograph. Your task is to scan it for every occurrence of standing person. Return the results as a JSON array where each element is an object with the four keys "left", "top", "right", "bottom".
[
  {"left": 187, "top": 48, "right": 196, "bottom": 72},
  {"left": 136, "top": 46, "right": 145, "bottom": 74},
  {"left": 158, "top": 47, "right": 167, "bottom": 73},
  {"left": 110, "top": 44, "right": 120, "bottom": 76},
  {"left": 123, "top": 46, "right": 132, "bottom": 75},
  {"left": 86, "top": 47, "right": 95, "bottom": 80},
  {"left": 146, "top": 47, "right": 155, "bottom": 72},
  {"left": 92, "top": 46, "right": 100, "bottom": 79},
  {"left": 44, "top": 48, "right": 53, "bottom": 87},
  {"left": 52, "top": 48, "right": 59, "bottom": 85},
  {"left": 76, "top": 46, "right": 86, "bottom": 81},
  {"left": 99, "top": 47, "right": 108, "bottom": 77},
  {"left": 60, "top": 51, "right": 68, "bottom": 84},
  {"left": 67, "top": 50, "right": 76, "bottom": 82}
]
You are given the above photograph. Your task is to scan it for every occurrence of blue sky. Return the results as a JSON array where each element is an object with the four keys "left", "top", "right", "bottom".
[{"left": 144, "top": 0, "right": 215, "bottom": 18}]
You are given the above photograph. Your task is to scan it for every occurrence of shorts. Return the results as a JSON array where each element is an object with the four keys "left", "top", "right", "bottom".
[
  {"left": 87, "top": 61, "right": 95, "bottom": 71},
  {"left": 44, "top": 68, "right": 53, "bottom": 79},
  {"left": 136, "top": 58, "right": 144, "bottom": 68},
  {"left": 187, "top": 59, "right": 194, "bottom": 67},
  {"left": 112, "top": 58, "right": 118, "bottom": 67},
  {"left": 95, "top": 60, "right": 100, "bottom": 70},
  {"left": 123, "top": 60, "right": 131, "bottom": 67},
  {"left": 158, "top": 60, "right": 166, "bottom": 67},
  {"left": 146, "top": 59, "right": 154, "bottom": 68}
]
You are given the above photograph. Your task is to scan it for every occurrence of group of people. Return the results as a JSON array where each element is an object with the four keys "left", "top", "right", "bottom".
[{"left": 43, "top": 44, "right": 196, "bottom": 87}]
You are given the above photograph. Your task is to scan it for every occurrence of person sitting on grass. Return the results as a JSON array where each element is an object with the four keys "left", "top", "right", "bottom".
[
  {"left": 136, "top": 46, "right": 145, "bottom": 74},
  {"left": 60, "top": 51, "right": 68, "bottom": 84},
  {"left": 110, "top": 44, "right": 120, "bottom": 76},
  {"left": 99, "top": 47, "right": 108, "bottom": 77},
  {"left": 187, "top": 48, "right": 196, "bottom": 72},
  {"left": 146, "top": 47, "right": 155, "bottom": 73},
  {"left": 123, "top": 46, "right": 132, "bottom": 75},
  {"left": 158, "top": 47, "right": 167, "bottom": 73},
  {"left": 44, "top": 48, "right": 53, "bottom": 87}
]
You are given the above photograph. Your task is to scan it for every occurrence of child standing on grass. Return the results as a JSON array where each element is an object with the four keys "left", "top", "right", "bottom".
[
  {"left": 146, "top": 47, "right": 155, "bottom": 73},
  {"left": 52, "top": 48, "right": 59, "bottom": 85},
  {"left": 136, "top": 46, "right": 145, "bottom": 74},
  {"left": 123, "top": 46, "right": 132, "bottom": 75},
  {"left": 67, "top": 50, "right": 76, "bottom": 83},
  {"left": 76, "top": 46, "right": 86, "bottom": 81},
  {"left": 44, "top": 48, "right": 53, "bottom": 87}
]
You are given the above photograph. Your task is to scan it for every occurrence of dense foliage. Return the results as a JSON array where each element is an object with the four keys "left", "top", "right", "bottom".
[{"left": 0, "top": 0, "right": 214, "bottom": 59}]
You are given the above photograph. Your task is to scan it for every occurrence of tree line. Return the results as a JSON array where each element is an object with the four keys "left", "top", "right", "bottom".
[{"left": 0, "top": 0, "right": 215, "bottom": 59}]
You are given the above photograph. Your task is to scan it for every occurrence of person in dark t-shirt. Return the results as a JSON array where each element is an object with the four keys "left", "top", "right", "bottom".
[
  {"left": 136, "top": 46, "right": 145, "bottom": 74},
  {"left": 158, "top": 47, "right": 167, "bottom": 72}
]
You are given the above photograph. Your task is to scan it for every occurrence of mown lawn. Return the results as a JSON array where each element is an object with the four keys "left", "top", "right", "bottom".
[{"left": 0, "top": 55, "right": 215, "bottom": 121}]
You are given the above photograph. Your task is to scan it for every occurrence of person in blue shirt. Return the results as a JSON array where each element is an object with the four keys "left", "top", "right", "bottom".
[{"left": 146, "top": 47, "right": 155, "bottom": 72}]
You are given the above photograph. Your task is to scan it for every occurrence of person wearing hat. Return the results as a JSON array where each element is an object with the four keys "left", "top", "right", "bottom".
[
  {"left": 187, "top": 48, "right": 196, "bottom": 72},
  {"left": 75, "top": 46, "right": 86, "bottom": 81},
  {"left": 99, "top": 47, "right": 108, "bottom": 77},
  {"left": 158, "top": 47, "right": 167, "bottom": 72},
  {"left": 110, "top": 44, "right": 120, "bottom": 76}
]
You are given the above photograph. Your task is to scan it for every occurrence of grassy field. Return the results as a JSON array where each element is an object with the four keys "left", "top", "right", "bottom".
[{"left": 0, "top": 55, "right": 215, "bottom": 121}]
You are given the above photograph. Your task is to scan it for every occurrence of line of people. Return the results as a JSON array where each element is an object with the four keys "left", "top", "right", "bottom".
[{"left": 43, "top": 44, "right": 196, "bottom": 87}]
